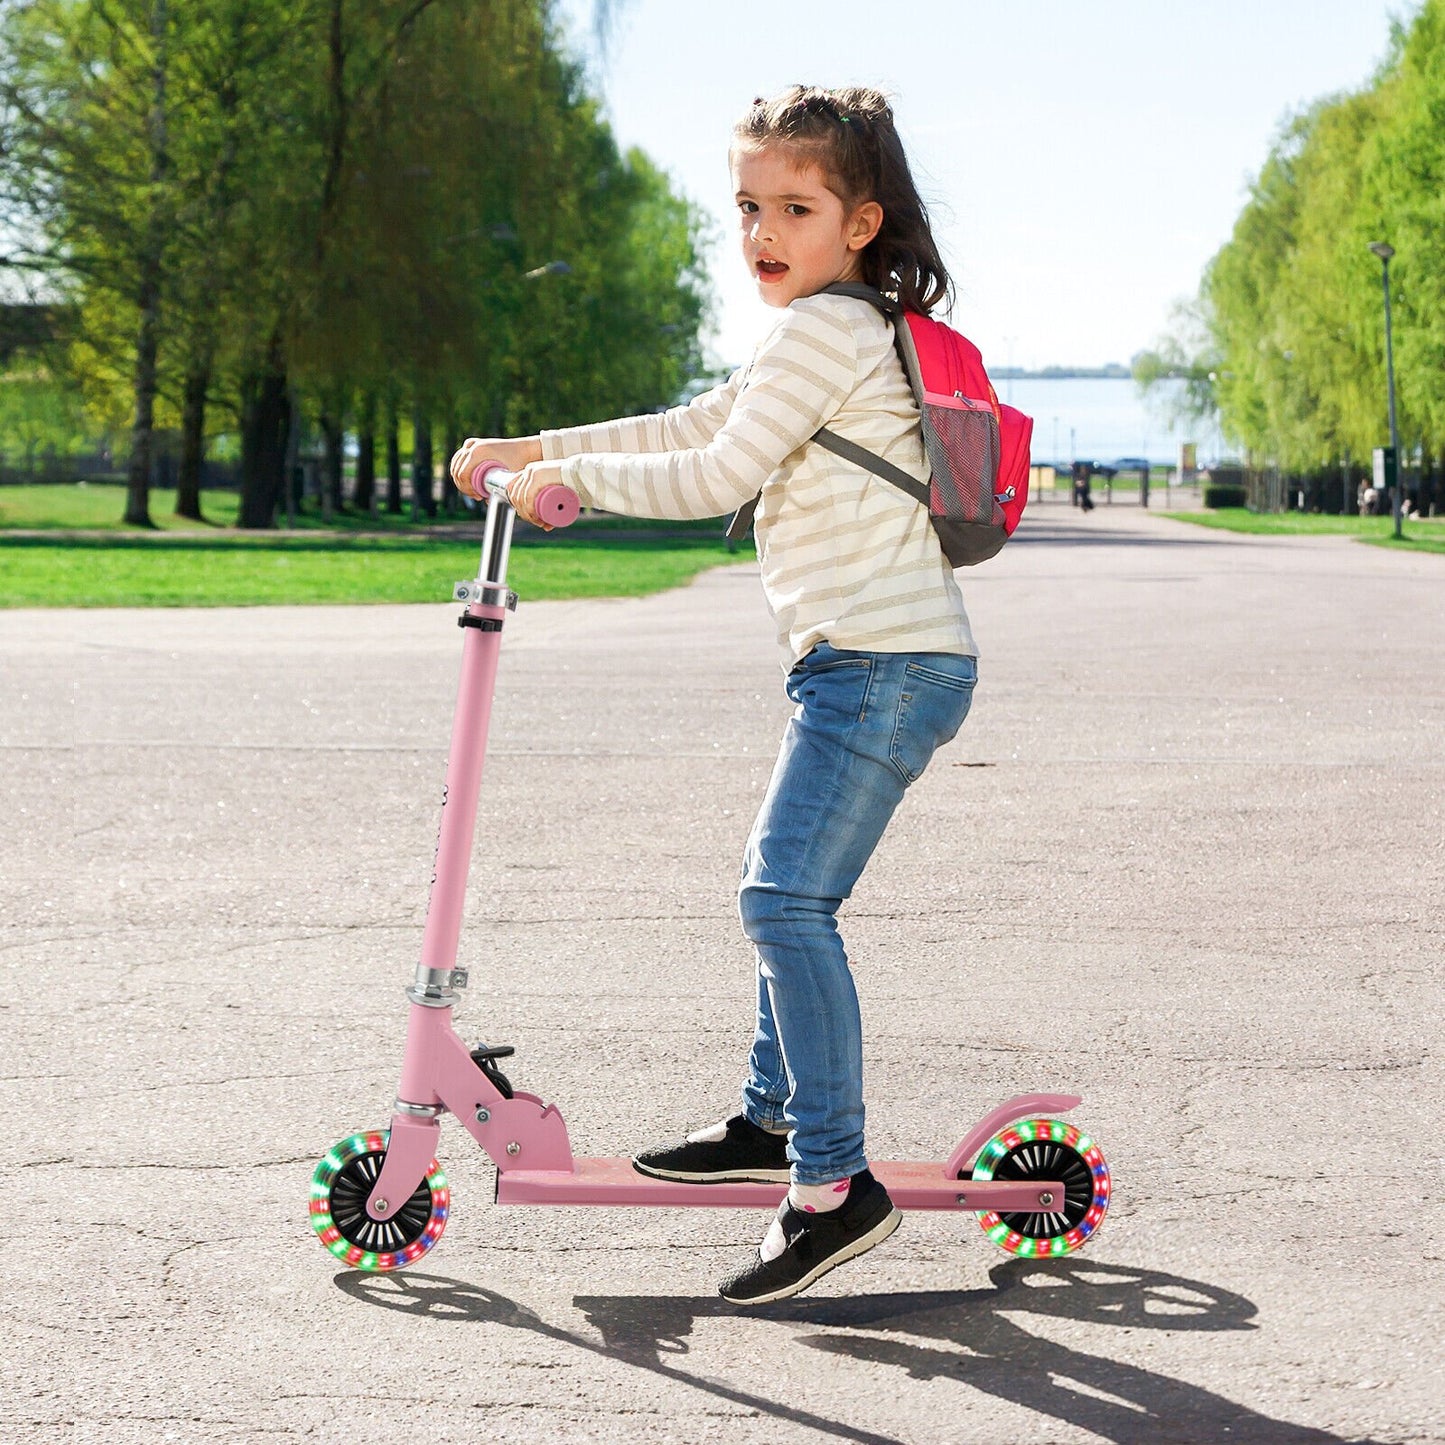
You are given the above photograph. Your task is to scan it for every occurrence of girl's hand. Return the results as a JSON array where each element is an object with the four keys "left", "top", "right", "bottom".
[
  {"left": 450, "top": 435, "right": 543, "bottom": 500},
  {"left": 507, "top": 459, "right": 567, "bottom": 529}
]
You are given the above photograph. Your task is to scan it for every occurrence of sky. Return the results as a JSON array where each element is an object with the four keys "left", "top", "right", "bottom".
[{"left": 555, "top": 0, "right": 1409, "bottom": 372}]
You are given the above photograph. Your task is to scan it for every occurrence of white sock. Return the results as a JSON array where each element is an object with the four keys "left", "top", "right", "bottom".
[
  {"left": 759, "top": 1217, "right": 790, "bottom": 1261},
  {"left": 758, "top": 1178, "right": 850, "bottom": 1261},
  {"left": 685, "top": 1119, "right": 730, "bottom": 1144},
  {"left": 790, "top": 1178, "right": 851, "bottom": 1215}
]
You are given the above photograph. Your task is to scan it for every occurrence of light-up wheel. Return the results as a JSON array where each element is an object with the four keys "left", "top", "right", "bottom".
[
  {"left": 967, "top": 1118, "right": 1109, "bottom": 1257},
  {"left": 310, "top": 1130, "right": 449, "bottom": 1271}
]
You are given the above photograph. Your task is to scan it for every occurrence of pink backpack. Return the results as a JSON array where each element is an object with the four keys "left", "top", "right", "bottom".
[
  {"left": 816, "top": 283, "right": 1032, "bottom": 566},
  {"left": 727, "top": 284, "right": 1033, "bottom": 567}
]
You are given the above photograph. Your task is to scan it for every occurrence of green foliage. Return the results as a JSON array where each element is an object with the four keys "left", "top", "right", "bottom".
[
  {"left": 1205, "top": 99, "right": 1365, "bottom": 467},
  {"left": 1167, "top": 0, "right": 1442, "bottom": 468},
  {"left": 1369, "top": 0, "right": 1445, "bottom": 441},
  {"left": 0, "top": 0, "right": 709, "bottom": 522},
  {"left": 0, "top": 364, "right": 93, "bottom": 467},
  {"left": 1132, "top": 297, "right": 1221, "bottom": 429}
]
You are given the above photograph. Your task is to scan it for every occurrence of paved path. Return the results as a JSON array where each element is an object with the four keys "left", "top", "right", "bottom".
[{"left": 3, "top": 505, "right": 1442, "bottom": 1443}]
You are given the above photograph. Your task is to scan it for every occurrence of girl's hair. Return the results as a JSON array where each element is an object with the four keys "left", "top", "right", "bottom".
[{"left": 732, "top": 85, "right": 952, "bottom": 314}]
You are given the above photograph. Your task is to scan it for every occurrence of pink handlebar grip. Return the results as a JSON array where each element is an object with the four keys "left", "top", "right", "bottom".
[
  {"left": 468, "top": 459, "right": 510, "bottom": 494},
  {"left": 533, "top": 484, "right": 580, "bottom": 529},
  {"left": 468, "top": 460, "right": 579, "bottom": 529}
]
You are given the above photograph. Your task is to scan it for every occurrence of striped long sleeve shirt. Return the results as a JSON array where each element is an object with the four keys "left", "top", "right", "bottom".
[{"left": 540, "top": 291, "right": 977, "bottom": 667}]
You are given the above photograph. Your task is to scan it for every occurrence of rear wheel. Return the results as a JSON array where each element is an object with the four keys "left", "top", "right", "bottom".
[
  {"left": 309, "top": 1130, "right": 449, "bottom": 1271},
  {"left": 968, "top": 1118, "right": 1109, "bottom": 1257}
]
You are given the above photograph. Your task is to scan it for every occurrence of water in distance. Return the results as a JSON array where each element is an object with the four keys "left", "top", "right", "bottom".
[{"left": 999, "top": 376, "right": 1223, "bottom": 468}]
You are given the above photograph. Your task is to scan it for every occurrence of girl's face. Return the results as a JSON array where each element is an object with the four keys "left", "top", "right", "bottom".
[{"left": 731, "top": 145, "right": 883, "bottom": 308}]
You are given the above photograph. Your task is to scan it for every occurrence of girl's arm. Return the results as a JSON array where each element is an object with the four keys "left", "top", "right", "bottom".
[
  {"left": 546, "top": 300, "right": 861, "bottom": 521},
  {"left": 540, "top": 370, "right": 743, "bottom": 460},
  {"left": 451, "top": 375, "right": 743, "bottom": 500}
]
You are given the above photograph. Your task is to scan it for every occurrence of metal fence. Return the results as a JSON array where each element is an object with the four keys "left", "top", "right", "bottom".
[
  {"left": 0, "top": 452, "right": 241, "bottom": 489},
  {"left": 1028, "top": 464, "right": 1197, "bottom": 509},
  {"left": 1244, "top": 462, "right": 1442, "bottom": 517}
]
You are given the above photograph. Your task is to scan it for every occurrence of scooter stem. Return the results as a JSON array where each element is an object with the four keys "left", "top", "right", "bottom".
[{"left": 415, "top": 490, "right": 517, "bottom": 981}]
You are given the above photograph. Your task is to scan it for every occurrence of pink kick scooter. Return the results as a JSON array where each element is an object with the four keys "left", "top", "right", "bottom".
[{"left": 309, "top": 463, "right": 1112, "bottom": 1273}]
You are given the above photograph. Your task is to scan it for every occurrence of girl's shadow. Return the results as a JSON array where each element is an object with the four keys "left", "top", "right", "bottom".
[{"left": 336, "top": 1259, "right": 1381, "bottom": 1445}]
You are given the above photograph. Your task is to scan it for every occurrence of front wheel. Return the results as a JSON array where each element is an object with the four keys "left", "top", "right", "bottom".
[
  {"left": 309, "top": 1130, "right": 449, "bottom": 1271},
  {"left": 968, "top": 1118, "right": 1110, "bottom": 1257}
]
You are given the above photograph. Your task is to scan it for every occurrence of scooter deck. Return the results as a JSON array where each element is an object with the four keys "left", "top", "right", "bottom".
[{"left": 495, "top": 1156, "right": 1064, "bottom": 1213}]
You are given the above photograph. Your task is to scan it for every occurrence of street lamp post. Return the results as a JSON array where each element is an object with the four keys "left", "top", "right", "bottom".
[{"left": 1368, "top": 241, "right": 1403, "bottom": 540}]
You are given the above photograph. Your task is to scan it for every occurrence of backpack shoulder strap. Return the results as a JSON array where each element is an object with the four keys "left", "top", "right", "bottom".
[
  {"left": 725, "top": 494, "right": 759, "bottom": 542},
  {"left": 817, "top": 281, "right": 900, "bottom": 317},
  {"left": 813, "top": 426, "right": 930, "bottom": 506},
  {"left": 814, "top": 284, "right": 931, "bottom": 501}
]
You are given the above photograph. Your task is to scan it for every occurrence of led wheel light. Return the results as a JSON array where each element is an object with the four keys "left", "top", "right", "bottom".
[
  {"left": 309, "top": 1130, "right": 449, "bottom": 1272},
  {"left": 968, "top": 1117, "right": 1110, "bottom": 1258}
]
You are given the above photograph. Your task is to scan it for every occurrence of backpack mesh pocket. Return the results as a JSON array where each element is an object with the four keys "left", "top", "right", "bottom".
[{"left": 920, "top": 397, "right": 1000, "bottom": 526}]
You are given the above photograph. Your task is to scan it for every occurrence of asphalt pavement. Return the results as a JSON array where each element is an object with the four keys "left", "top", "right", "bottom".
[{"left": 3, "top": 500, "right": 1442, "bottom": 1443}]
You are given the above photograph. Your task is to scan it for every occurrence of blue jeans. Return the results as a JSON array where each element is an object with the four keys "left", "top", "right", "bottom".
[{"left": 738, "top": 643, "right": 977, "bottom": 1184}]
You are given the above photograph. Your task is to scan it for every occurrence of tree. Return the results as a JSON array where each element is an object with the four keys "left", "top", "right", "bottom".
[
  {"left": 0, "top": 0, "right": 310, "bottom": 522},
  {"left": 1, "top": 0, "right": 174, "bottom": 522},
  {"left": 1132, "top": 296, "right": 1221, "bottom": 433},
  {"left": 0, "top": 0, "right": 707, "bottom": 531},
  {"left": 1364, "top": 0, "right": 1445, "bottom": 445},
  {"left": 1191, "top": 1, "right": 1441, "bottom": 474}
]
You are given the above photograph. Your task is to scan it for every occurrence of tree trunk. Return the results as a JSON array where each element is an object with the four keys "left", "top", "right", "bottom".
[
  {"left": 385, "top": 406, "right": 403, "bottom": 513},
  {"left": 320, "top": 409, "right": 344, "bottom": 519},
  {"left": 123, "top": 0, "right": 170, "bottom": 529},
  {"left": 411, "top": 409, "right": 435, "bottom": 519},
  {"left": 175, "top": 361, "right": 209, "bottom": 521},
  {"left": 354, "top": 393, "right": 376, "bottom": 513},
  {"left": 237, "top": 333, "right": 290, "bottom": 528},
  {"left": 441, "top": 420, "right": 461, "bottom": 516},
  {"left": 283, "top": 388, "right": 301, "bottom": 524},
  {"left": 123, "top": 278, "right": 161, "bottom": 527}
]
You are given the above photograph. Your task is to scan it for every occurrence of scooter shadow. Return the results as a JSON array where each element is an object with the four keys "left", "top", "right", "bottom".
[{"left": 334, "top": 1259, "right": 1382, "bottom": 1445}]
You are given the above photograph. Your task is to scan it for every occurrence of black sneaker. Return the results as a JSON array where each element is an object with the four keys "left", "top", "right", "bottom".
[
  {"left": 632, "top": 1114, "right": 791, "bottom": 1184},
  {"left": 718, "top": 1169, "right": 901, "bottom": 1305}
]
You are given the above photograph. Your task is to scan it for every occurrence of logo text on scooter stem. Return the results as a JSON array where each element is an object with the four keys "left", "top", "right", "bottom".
[{"left": 429, "top": 782, "right": 449, "bottom": 887}]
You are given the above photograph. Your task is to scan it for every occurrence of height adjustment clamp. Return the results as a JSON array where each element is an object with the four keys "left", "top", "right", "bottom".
[
  {"left": 406, "top": 965, "right": 470, "bottom": 1008},
  {"left": 453, "top": 582, "right": 518, "bottom": 610}
]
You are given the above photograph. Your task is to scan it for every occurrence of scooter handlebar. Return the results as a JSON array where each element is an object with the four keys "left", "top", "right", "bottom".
[{"left": 470, "top": 460, "right": 580, "bottom": 529}]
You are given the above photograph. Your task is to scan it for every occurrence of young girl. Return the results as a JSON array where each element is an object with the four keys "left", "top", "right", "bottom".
[{"left": 452, "top": 85, "right": 978, "bottom": 1305}]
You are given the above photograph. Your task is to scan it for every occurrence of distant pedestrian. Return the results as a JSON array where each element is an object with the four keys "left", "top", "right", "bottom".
[
  {"left": 453, "top": 85, "right": 977, "bottom": 1305},
  {"left": 1073, "top": 462, "right": 1095, "bottom": 512}
]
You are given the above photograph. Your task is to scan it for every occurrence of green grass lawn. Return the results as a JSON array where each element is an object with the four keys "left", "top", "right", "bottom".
[
  {"left": 1164, "top": 508, "right": 1445, "bottom": 555},
  {"left": 0, "top": 484, "right": 742, "bottom": 607},
  {"left": 0, "top": 533, "right": 738, "bottom": 607}
]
